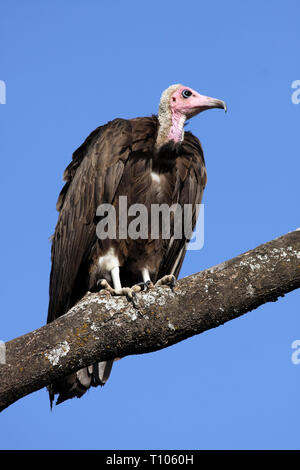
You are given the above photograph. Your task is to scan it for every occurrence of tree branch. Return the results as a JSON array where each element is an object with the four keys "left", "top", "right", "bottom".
[{"left": 1, "top": 230, "right": 300, "bottom": 411}]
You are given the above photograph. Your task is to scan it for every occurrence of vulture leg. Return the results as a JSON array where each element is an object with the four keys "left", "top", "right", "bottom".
[{"left": 135, "top": 267, "right": 154, "bottom": 291}]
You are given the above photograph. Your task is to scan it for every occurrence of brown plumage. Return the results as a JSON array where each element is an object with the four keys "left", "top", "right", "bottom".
[{"left": 47, "top": 84, "right": 226, "bottom": 406}]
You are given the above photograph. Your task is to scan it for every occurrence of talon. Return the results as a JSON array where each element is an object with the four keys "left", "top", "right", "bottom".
[
  {"left": 135, "top": 281, "right": 152, "bottom": 291},
  {"left": 136, "top": 282, "right": 147, "bottom": 291},
  {"left": 169, "top": 276, "right": 176, "bottom": 292},
  {"left": 125, "top": 289, "right": 139, "bottom": 309}
]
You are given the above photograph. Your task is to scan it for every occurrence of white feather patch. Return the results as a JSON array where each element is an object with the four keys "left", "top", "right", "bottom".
[
  {"left": 98, "top": 248, "right": 120, "bottom": 273},
  {"left": 151, "top": 172, "right": 161, "bottom": 184}
]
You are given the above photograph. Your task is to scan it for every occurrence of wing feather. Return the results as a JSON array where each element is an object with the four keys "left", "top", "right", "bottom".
[
  {"left": 156, "top": 131, "right": 207, "bottom": 280},
  {"left": 47, "top": 119, "right": 132, "bottom": 323}
]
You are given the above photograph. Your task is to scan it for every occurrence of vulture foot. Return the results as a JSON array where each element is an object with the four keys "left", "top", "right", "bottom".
[
  {"left": 154, "top": 274, "right": 176, "bottom": 291},
  {"left": 98, "top": 279, "right": 142, "bottom": 307}
]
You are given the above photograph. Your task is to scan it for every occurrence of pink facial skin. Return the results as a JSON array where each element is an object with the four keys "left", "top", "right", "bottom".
[
  {"left": 166, "top": 85, "right": 226, "bottom": 145},
  {"left": 171, "top": 86, "right": 227, "bottom": 118}
]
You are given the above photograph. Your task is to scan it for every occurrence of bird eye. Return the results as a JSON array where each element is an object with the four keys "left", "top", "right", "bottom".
[{"left": 182, "top": 89, "right": 192, "bottom": 99}]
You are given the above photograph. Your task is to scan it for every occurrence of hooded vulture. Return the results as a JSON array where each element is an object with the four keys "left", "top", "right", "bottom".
[{"left": 47, "top": 84, "right": 226, "bottom": 406}]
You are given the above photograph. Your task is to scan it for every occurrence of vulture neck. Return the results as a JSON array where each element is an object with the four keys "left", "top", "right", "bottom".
[{"left": 156, "top": 109, "right": 186, "bottom": 150}]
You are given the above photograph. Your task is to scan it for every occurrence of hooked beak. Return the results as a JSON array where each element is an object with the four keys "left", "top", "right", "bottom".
[{"left": 189, "top": 94, "right": 227, "bottom": 117}]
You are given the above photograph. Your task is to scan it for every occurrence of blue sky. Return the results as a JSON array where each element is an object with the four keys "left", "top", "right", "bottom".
[{"left": 0, "top": 0, "right": 299, "bottom": 450}]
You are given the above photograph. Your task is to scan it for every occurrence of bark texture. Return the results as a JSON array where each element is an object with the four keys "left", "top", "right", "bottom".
[{"left": 0, "top": 230, "right": 299, "bottom": 411}]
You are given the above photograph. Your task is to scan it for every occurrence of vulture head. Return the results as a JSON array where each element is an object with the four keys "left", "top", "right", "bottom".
[{"left": 157, "top": 84, "right": 226, "bottom": 148}]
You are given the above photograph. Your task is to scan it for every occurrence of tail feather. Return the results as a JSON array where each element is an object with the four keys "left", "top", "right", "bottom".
[
  {"left": 49, "top": 360, "right": 114, "bottom": 407},
  {"left": 91, "top": 360, "right": 114, "bottom": 386}
]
